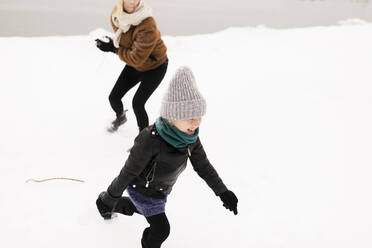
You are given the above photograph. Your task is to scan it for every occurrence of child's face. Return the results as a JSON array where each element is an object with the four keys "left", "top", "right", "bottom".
[{"left": 169, "top": 118, "right": 202, "bottom": 136}]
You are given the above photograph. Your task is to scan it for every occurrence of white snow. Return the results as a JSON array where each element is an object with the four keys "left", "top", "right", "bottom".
[{"left": 1, "top": 22, "right": 372, "bottom": 247}]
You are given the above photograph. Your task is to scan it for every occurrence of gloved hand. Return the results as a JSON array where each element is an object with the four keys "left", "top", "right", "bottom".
[
  {"left": 95, "top": 36, "right": 118, "bottom": 53},
  {"left": 96, "top": 191, "right": 120, "bottom": 219},
  {"left": 219, "top": 190, "right": 238, "bottom": 215}
]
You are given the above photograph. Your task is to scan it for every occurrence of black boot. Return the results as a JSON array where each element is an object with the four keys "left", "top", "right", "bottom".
[{"left": 107, "top": 109, "right": 128, "bottom": 132}]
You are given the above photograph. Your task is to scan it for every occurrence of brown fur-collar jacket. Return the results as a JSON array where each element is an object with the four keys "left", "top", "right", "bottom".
[{"left": 110, "top": 16, "right": 168, "bottom": 72}]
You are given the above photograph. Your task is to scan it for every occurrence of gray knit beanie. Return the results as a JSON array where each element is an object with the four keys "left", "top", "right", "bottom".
[{"left": 160, "top": 66, "right": 207, "bottom": 120}]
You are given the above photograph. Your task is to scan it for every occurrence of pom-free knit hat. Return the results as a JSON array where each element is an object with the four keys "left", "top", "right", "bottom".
[{"left": 160, "top": 66, "right": 206, "bottom": 120}]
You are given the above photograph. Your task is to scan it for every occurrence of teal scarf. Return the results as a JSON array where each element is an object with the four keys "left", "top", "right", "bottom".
[{"left": 155, "top": 117, "right": 199, "bottom": 148}]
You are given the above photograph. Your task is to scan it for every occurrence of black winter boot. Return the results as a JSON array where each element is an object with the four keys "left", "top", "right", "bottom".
[{"left": 107, "top": 110, "right": 128, "bottom": 132}]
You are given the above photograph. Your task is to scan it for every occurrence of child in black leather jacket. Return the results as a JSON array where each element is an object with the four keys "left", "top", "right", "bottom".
[{"left": 96, "top": 66, "right": 238, "bottom": 248}]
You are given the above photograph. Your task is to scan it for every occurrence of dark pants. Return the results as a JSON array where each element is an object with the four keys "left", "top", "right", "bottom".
[
  {"left": 114, "top": 197, "right": 170, "bottom": 248},
  {"left": 142, "top": 213, "right": 170, "bottom": 248},
  {"left": 109, "top": 60, "right": 168, "bottom": 131}
]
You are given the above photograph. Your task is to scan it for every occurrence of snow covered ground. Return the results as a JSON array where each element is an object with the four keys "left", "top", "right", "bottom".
[{"left": 1, "top": 22, "right": 372, "bottom": 247}]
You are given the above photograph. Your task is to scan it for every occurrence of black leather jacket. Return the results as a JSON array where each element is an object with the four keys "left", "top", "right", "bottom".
[{"left": 107, "top": 125, "right": 227, "bottom": 199}]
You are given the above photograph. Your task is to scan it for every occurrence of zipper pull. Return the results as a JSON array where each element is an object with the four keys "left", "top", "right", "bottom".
[
  {"left": 145, "top": 181, "right": 149, "bottom": 188},
  {"left": 187, "top": 147, "right": 191, "bottom": 157}
]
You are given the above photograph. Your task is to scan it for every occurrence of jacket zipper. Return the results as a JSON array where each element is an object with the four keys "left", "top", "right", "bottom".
[
  {"left": 145, "top": 146, "right": 190, "bottom": 189},
  {"left": 145, "top": 162, "right": 156, "bottom": 188}
]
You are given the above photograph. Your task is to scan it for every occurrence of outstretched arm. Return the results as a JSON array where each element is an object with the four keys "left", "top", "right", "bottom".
[
  {"left": 190, "top": 138, "right": 238, "bottom": 215},
  {"left": 189, "top": 138, "right": 228, "bottom": 196}
]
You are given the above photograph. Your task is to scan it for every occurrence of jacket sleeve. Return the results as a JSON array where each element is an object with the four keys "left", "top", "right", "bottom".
[
  {"left": 107, "top": 131, "right": 154, "bottom": 197},
  {"left": 117, "top": 22, "right": 159, "bottom": 67},
  {"left": 189, "top": 138, "right": 228, "bottom": 196}
]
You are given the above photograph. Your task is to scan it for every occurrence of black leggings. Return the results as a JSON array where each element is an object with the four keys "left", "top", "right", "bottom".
[
  {"left": 114, "top": 198, "right": 170, "bottom": 248},
  {"left": 142, "top": 213, "right": 170, "bottom": 248},
  {"left": 109, "top": 60, "right": 168, "bottom": 131}
]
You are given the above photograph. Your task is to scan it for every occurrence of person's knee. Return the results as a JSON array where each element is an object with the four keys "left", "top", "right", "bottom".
[
  {"left": 148, "top": 214, "right": 170, "bottom": 241},
  {"left": 132, "top": 98, "right": 145, "bottom": 112},
  {"left": 142, "top": 223, "right": 169, "bottom": 248},
  {"left": 108, "top": 93, "right": 117, "bottom": 103},
  {"left": 155, "top": 220, "right": 170, "bottom": 240},
  {"left": 163, "top": 223, "right": 170, "bottom": 240},
  {"left": 149, "top": 224, "right": 169, "bottom": 243}
]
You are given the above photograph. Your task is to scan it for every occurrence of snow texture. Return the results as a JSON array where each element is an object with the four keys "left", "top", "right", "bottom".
[{"left": 1, "top": 23, "right": 372, "bottom": 247}]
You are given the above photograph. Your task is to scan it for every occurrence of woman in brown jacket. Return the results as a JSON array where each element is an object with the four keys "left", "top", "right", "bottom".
[{"left": 96, "top": 0, "right": 168, "bottom": 132}]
